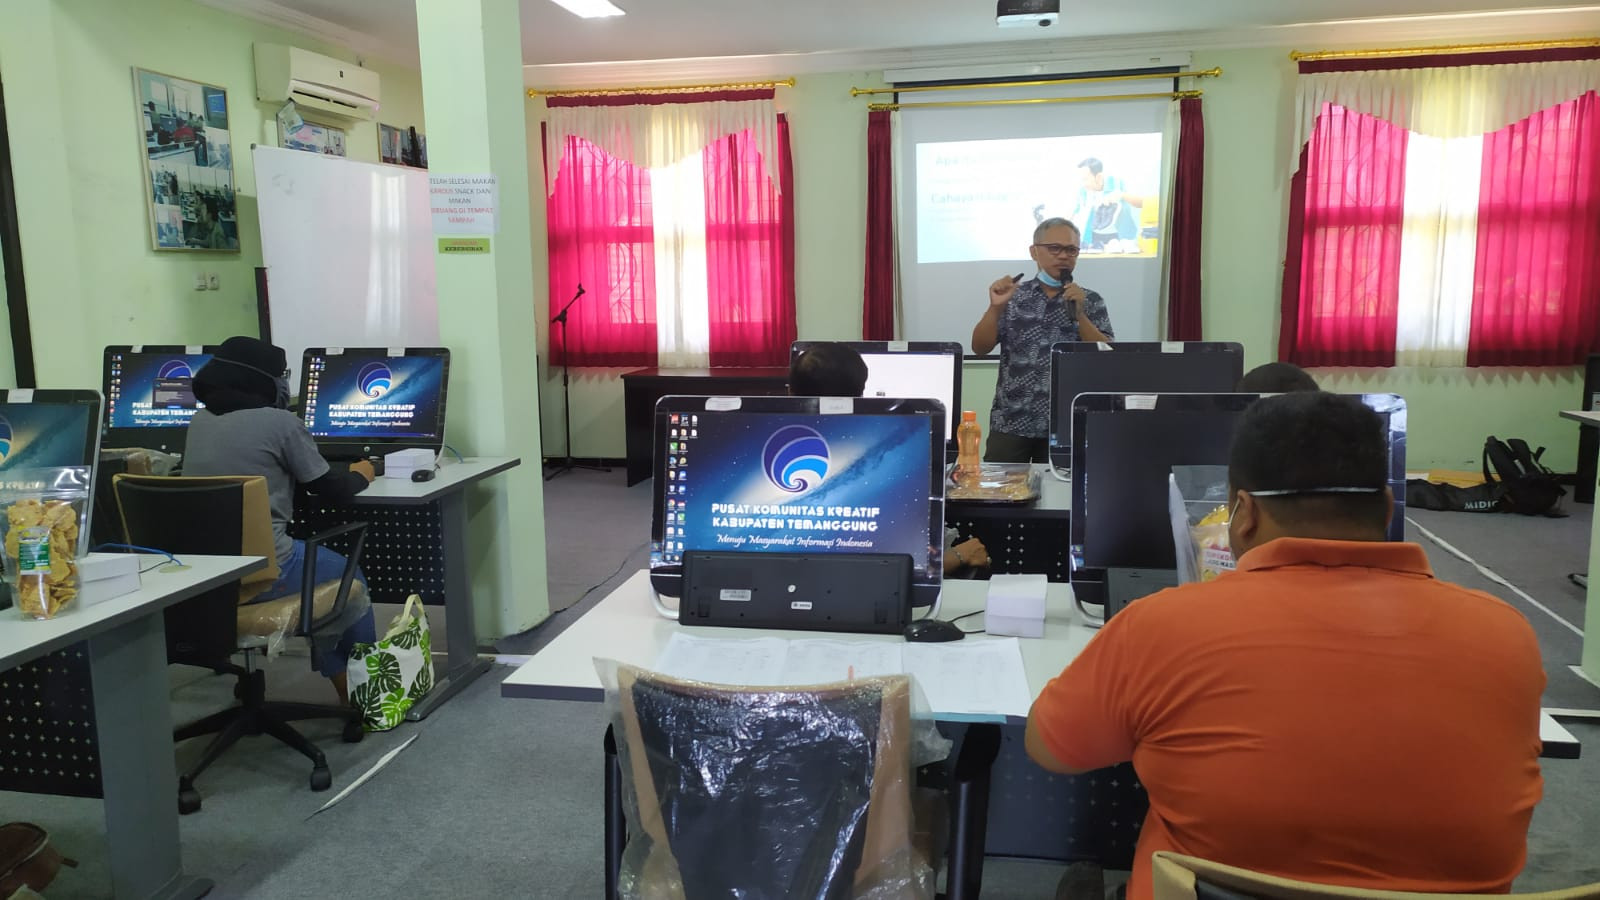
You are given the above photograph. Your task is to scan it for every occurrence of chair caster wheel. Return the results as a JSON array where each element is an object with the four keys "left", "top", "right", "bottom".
[
  {"left": 310, "top": 766, "right": 332, "bottom": 792},
  {"left": 178, "top": 786, "right": 202, "bottom": 815},
  {"left": 343, "top": 720, "right": 364, "bottom": 743}
]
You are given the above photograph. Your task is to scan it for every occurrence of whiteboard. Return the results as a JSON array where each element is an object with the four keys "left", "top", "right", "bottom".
[{"left": 253, "top": 145, "right": 438, "bottom": 390}]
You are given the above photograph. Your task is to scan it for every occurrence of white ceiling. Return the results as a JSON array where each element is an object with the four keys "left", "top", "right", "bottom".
[{"left": 212, "top": 0, "right": 1600, "bottom": 83}]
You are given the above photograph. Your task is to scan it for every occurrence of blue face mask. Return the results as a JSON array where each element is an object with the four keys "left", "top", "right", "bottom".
[{"left": 1037, "top": 269, "right": 1064, "bottom": 288}]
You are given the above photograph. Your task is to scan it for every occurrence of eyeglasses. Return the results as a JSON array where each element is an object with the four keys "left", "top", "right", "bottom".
[{"left": 1033, "top": 243, "right": 1080, "bottom": 257}]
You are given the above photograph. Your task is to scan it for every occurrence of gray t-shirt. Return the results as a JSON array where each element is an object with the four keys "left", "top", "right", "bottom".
[
  {"left": 184, "top": 408, "right": 330, "bottom": 568},
  {"left": 990, "top": 278, "right": 1115, "bottom": 439}
]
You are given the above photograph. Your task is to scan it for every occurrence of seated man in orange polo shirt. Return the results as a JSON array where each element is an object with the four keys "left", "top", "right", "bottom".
[{"left": 1025, "top": 391, "right": 1545, "bottom": 899}]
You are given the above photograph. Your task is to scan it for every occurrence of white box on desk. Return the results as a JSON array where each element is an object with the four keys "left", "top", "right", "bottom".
[
  {"left": 985, "top": 573, "right": 1048, "bottom": 638},
  {"left": 78, "top": 553, "right": 142, "bottom": 607},
  {"left": 382, "top": 448, "right": 436, "bottom": 479}
]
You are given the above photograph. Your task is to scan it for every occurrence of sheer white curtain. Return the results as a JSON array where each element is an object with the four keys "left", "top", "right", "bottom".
[
  {"left": 545, "top": 97, "right": 778, "bottom": 364},
  {"left": 1294, "top": 59, "right": 1600, "bottom": 362},
  {"left": 545, "top": 98, "right": 779, "bottom": 191},
  {"left": 1293, "top": 59, "right": 1600, "bottom": 155}
]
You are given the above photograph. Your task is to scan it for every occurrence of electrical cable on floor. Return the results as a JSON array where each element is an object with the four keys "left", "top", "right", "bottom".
[
  {"left": 1406, "top": 516, "right": 1584, "bottom": 638},
  {"left": 574, "top": 541, "right": 649, "bottom": 608}
]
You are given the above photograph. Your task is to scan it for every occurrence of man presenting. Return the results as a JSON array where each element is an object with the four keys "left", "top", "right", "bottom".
[
  {"left": 972, "top": 217, "right": 1113, "bottom": 463},
  {"left": 1025, "top": 392, "right": 1544, "bottom": 899}
]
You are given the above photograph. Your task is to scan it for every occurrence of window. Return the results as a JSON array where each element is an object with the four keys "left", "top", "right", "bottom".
[
  {"left": 544, "top": 112, "right": 794, "bottom": 368},
  {"left": 1281, "top": 52, "right": 1600, "bottom": 367}
]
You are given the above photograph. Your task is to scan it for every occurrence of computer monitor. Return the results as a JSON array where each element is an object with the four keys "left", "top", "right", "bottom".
[
  {"left": 299, "top": 348, "right": 451, "bottom": 460},
  {"left": 1048, "top": 342, "right": 1244, "bottom": 468},
  {"left": 101, "top": 345, "right": 217, "bottom": 454},
  {"left": 790, "top": 341, "right": 963, "bottom": 448},
  {"left": 649, "top": 395, "right": 947, "bottom": 609},
  {"left": 0, "top": 388, "right": 104, "bottom": 552},
  {"left": 1069, "top": 392, "right": 1407, "bottom": 584}
]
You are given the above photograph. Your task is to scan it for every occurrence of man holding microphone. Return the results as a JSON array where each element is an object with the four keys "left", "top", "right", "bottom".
[{"left": 972, "top": 217, "right": 1114, "bottom": 463}]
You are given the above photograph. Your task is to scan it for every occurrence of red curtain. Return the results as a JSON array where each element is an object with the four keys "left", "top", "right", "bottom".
[
  {"left": 703, "top": 115, "right": 796, "bottom": 366},
  {"left": 544, "top": 101, "right": 794, "bottom": 368},
  {"left": 1468, "top": 91, "right": 1600, "bottom": 366},
  {"left": 545, "top": 133, "right": 658, "bottom": 367},
  {"left": 862, "top": 109, "right": 895, "bottom": 340},
  {"left": 1279, "top": 105, "right": 1409, "bottom": 367},
  {"left": 1166, "top": 97, "right": 1205, "bottom": 341}
]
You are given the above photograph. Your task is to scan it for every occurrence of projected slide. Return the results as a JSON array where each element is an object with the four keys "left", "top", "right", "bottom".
[{"left": 916, "top": 133, "right": 1164, "bottom": 264}]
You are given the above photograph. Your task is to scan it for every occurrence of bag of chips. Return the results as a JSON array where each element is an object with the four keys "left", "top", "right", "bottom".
[
  {"left": 1168, "top": 465, "right": 1234, "bottom": 584},
  {"left": 0, "top": 467, "right": 93, "bottom": 620}
]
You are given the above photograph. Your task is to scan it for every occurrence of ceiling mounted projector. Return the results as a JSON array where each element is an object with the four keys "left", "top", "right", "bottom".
[{"left": 997, "top": 0, "right": 1059, "bottom": 28}]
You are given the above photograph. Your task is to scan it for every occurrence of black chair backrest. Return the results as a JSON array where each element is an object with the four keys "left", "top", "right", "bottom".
[
  {"left": 629, "top": 678, "right": 885, "bottom": 899},
  {"left": 115, "top": 480, "right": 245, "bottom": 666}
]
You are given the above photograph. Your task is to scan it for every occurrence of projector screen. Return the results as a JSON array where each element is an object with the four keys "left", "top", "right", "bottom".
[{"left": 896, "top": 79, "right": 1177, "bottom": 347}]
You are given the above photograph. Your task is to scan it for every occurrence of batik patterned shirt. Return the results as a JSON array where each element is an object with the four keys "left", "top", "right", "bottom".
[{"left": 989, "top": 278, "right": 1114, "bottom": 439}]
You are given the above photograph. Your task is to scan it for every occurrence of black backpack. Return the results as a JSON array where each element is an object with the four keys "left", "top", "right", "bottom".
[
  {"left": 1404, "top": 478, "right": 1504, "bottom": 514},
  {"left": 1483, "top": 436, "right": 1567, "bottom": 517}
]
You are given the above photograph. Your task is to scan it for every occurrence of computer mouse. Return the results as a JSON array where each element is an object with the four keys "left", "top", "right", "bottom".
[
  {"left": 903, "top": 619, "right": 965, "bottom": 643},
  {"left": 411, "top": 468, "right": 436, "bottom": 482}
]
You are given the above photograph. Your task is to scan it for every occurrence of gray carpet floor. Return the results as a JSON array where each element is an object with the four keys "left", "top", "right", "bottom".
[{"left": 7, "top": 469, "right": 1599, "bottom": 898}]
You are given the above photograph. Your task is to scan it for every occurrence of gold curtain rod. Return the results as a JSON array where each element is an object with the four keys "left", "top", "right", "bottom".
[
  {"left": 868, "top": 89, "right": 1201, "bottom": 111},
  {"left": 529, "top": 78, "right": 795, "bottom": 98},
  {"left": 851, "top": 67, "right": 1220, "bottom": 97},
  {"left": 1291, "top": 37, "right": 1600, "bottom": 62}
]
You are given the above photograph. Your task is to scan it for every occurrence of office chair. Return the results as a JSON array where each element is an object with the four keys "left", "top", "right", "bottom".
[
  {"left": 601, "top": 666, "right": 1001, "bottom": 900},
  {"left": 112, "top": 474, "right": 369, "bottom": 814},
  {"left": 1150, "top": 852, "right": 1600, "bottom": 900}
]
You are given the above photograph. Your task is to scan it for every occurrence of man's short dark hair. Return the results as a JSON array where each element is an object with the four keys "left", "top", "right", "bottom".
[
  {"left": 1237, "top": 362, "right": 1319, "bottom": 393},
  {"left": 1033, "top": 217, "right": 1079, "bottom": 244},
  {"left": 1078, "top": 157, "right": 1104, "bottom": 175},
  {"left": 790, "top": 343, "right": 869, "bottom": 397},
  {"left": 1228, "top": 392, "right": 1389, "bottom": 530}
]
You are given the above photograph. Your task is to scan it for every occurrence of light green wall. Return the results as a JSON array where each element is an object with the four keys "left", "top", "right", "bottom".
[
  {"left": 535, "top": 48, "right": 1586, "bottom": 471},
  {"left": 0, "top": 0, "right": 426, "bottom": 390},
  {"left": 0, "top": 217, "right": 11, "bottom": 385},
  {"left": 417, "top": 0, "right": 550, "bottom": 638}
]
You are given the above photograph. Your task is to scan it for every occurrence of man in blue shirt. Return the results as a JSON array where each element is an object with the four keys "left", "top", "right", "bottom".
[{"left": 972, "top": 217, "right": 1114, "bottom": 463}]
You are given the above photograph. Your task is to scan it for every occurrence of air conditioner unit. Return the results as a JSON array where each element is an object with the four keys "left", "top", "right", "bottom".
[{"left": 254, "top": 43, "right": 380, "bottom": 121}]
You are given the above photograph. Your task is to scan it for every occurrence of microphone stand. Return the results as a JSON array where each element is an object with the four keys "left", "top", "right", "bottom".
[{"left": 545, "top": 283, "right": 612, "bottom": 481}]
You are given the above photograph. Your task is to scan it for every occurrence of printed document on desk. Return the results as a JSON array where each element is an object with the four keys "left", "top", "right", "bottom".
[
  {"left": 902, "top": 640, "right": 1032, "bottom": 719},
  {"left": 651, "top": 633, "right": 1032, "bottom": 719}
]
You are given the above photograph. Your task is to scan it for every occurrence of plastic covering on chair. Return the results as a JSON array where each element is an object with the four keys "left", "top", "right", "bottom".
[{"left": 597, "top": 660, "right": 951, "bottom": 900}]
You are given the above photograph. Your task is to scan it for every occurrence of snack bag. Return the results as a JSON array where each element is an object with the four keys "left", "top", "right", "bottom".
[
  {"left": 1168, "top": 465, "right": 1234, "bottom": 584},
  {"left": 0, "top": 467, "right": 92, "bottom": 620},
  {"left": 1189, "top": 504, "right": 1233, "bottom": 581}
]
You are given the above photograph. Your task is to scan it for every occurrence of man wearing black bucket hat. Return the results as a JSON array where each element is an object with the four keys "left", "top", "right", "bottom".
[{"left": 185, "top": 336, "right": 377, "bottom": 702}]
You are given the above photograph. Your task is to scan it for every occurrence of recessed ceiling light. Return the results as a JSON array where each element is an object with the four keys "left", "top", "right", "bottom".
[{"left": 548, "top": 0, "right": 625, "bottom": 18}]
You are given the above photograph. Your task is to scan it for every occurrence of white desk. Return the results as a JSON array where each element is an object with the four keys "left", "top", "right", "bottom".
[
  {"left": 502, "top": 571, "right": 1090, "bottom": 717},
  {"left": 0, "top": 554, "right": 265, "bottom": 900},
  {"left": 352, "top": 455, "right": 519, "bottom": 720},
  {"left": 502, "top": 569, "right": 1580, "bottom": 757},
  {"left": 1560, "top": 410, "right": 1600, "bottom": 687}
]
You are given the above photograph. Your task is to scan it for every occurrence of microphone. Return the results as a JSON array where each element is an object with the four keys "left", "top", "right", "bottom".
[
  {"left": 576, "top": 283, "right": 586, "bottom": 296},
  {"left": 1058, "top": 265, "right": 1073, "bottom": 284}
]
